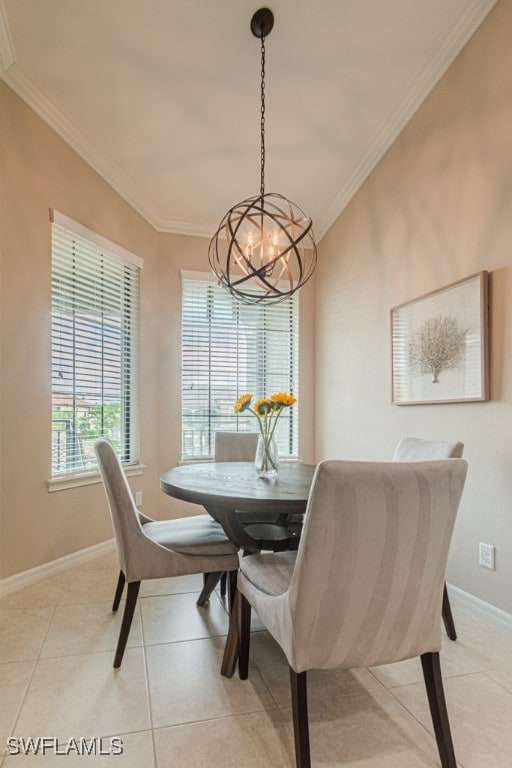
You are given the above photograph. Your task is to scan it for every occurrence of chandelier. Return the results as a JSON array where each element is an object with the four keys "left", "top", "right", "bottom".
[{"left": 208, "top": 7, "right": 317, "bottom": 305}]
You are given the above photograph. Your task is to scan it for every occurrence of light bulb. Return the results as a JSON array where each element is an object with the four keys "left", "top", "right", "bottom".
[{"left": 246, "top": 231, "right": 254, "bottom": 257}]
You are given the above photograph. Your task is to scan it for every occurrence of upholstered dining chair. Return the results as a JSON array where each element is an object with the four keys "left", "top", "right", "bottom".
[
  {"left": 214, "top": 431, "right": 300, "bottom": 553},
  {"left": 214, "top": 431, "right": 259, "bottom": 463},
  {"left": 94, "top": 437, "right": 239, "bottom": 668},
  {"left": 234, "top": 459, "right": 467, "bottom": 768},
  {"left": 213, "top": 431, "right": 300, "bottom": 600},
  {"left": 393, "top": 436, "right": 464, "bottom": 641}
]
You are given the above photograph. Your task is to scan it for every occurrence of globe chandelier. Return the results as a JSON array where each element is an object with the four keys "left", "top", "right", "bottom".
[{"left": 208, "top": 7, "right": 317, "bottom": 305}]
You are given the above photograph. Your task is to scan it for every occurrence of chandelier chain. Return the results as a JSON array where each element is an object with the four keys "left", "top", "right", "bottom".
[
  {"left": 208, "top": 8, "right": 317, "bottom": 305},
  {"left": 260, "top": 34, "right": 266, "bottom": 198}
]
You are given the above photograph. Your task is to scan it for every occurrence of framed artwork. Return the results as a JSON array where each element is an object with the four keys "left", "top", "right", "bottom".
[{"left": 391, "top": 271, "right": 489, "bottom": 405}]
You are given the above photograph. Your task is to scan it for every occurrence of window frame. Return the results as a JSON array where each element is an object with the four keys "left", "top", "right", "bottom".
[
  {"left": 48, "top": 210, "right": 143, "bottom": 489},
  {"left": 180, "top": 270, "right": 299, "bottom": 462}
]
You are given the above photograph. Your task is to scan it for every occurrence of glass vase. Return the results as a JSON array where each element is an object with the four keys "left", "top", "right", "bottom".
[{"left": 254, "top": 435, "right": 279, "bottom": 479}]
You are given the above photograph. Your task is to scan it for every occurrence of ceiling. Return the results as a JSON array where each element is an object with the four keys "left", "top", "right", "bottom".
[{"left": 0, "top": 0, "right": 497, "bottom": 240}]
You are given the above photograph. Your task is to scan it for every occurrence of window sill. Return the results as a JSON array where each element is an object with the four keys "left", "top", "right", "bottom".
[{"left": 47, "top": 463, "right": 146, "bottom": 492}]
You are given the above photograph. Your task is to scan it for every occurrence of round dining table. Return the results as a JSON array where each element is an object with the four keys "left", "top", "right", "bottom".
[
  {"left": 160, "top": 461, "right": 316, "bottom": 677},
  {"left": 160, "top": 460, "right": 317, "bottom": 552}
]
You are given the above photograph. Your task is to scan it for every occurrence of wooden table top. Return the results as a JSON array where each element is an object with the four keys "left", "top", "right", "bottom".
[{"left": 160, "top": 461, "right": 316, "bottom": 515}]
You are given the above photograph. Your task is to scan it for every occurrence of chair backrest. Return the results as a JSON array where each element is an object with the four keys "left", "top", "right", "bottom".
[
  {"left": 283, "top": 459, "right": 467, "bottom": 672},
  {"left": 94, "top": 437, "right": 143, "bottom": 576},
  {"left": 214, "top": 431, "right": 259, "bottom": 462},
  {"left": 392, "top": 436, "right": 464, "bottom": 461}
]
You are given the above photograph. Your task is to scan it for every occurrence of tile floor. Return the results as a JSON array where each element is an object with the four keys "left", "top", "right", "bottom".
[{"left": 2, "top": 551, "right": 512, "bottom": 766}]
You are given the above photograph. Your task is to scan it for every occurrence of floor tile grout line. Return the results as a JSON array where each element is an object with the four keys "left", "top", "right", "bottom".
[
  {"left": 150, "top": 703, "right": 282, "bottom": 733},
  {"left": 251, "top": 655, "right": 289, "bottom": 710},
  {"left": 384, "top": 684, "right": 447, "bottom": 757},
  {"left": 2, "top": 563, "right": 141, "bottom": 754},
  {"left": 385, "top": 681, "right": 468, "bottom": 768},
  {"left": 142, "top": 586, "right": 245, "bottom": 768},
  {"left": 374, "top": 666, "right": 510, "bottom": 691},
  {"left": 364, "top": 666, "right": 387, "bottom": 689},
  {"left": 141, "top": 588, "right": 281, "bottom": 741},
  {"left": 5, "top": 560, "right": 512, "bottom": 766},
  {"left": 480, "top": 668, "right": 512, "bottom": 696},
  {"left": 140, "top": 616, "right": 158, "bottom": 768},
  {"left": 139, "top": 589, "right": 204, "bottom": 600},
  {"left": 6, "top": 598, "right": 60, "bottom": 745}
]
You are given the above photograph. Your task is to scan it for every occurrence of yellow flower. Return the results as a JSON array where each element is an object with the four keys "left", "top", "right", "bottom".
[
  {"left": 253, "top": 398, "right": 273, "bottom": 417},
  {"left": 234, "top": 391, "right": 297, "bottom": 475},
  {"left": 234, "top": 393, "right": 253, "bottom": 413},
  {"left": 270, "top": 392, "right": 297, "bottom": 407}
]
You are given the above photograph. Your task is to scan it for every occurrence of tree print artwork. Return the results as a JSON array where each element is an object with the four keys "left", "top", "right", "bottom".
[{"left": 409, "top": 314, "right": 468, "bottom": 383}]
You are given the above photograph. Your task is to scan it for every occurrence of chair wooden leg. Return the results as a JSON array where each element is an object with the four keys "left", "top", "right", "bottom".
[
  {"left": 112, "top": 570, "right": 125, "bottom": 611},
  {"left": 114, "top": 580, "right": 140, "bottom": 668},
  {"left": 197, "top": 571, "right": 223, "bottom": 605},
  {"left": 421, "top": 652, "right": 457, "bottom": 768},
  {"left": 220, "top": 572, "right": 227, "bottom": 596},
  {"left": 290, "top": 668, "right": 311, "bottom": 768},
  {"left": 442, "top": 583, "right": 457, "bottom": 641},
  {"left": 221, "top": 590, "right": 240, "bottom": 678},
  {"left": 238, "top": 592, "right": 252, "bottom": 680},
  {"left": 227, "top": 569, "right": 237, "bottom": 611}
]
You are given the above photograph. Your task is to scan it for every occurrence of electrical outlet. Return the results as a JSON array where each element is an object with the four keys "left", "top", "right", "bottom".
[
  {"left": 479, "top": 542, "right": 495, "bottom": 570},
  {"left": 135, "top": 491, "right": 143, "bottom": 507}
]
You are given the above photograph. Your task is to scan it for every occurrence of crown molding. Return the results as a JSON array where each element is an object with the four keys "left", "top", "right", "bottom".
[
  {"left": 0, "top": 0, "right": 498, "bottom": 240},
  {"left": 0, "top": 0, "right": 15, "bottom": 76},
  {"left": 2, "top": 62, "right": 169, "bottom": 229},
  {"left": 156, "top": 217, "right": 214, "bottom": 238},
  {"left": 2, "top": 63, "right": 216, "bottom": 238},
  {"left": 315, "top": 0, "right": 499, "bottom": 241}
]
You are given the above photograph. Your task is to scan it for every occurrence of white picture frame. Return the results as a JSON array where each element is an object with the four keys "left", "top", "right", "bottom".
[{"left": 391, "top": 271, "right": 489, "bottom": 405}]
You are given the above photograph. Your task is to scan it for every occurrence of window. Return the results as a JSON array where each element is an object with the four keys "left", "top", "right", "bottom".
[
  {"left": 181, "top": 273, "right": 299, "bottom": 461},
  {"left": 51, "top": 211, "right": 142, "bottom": 479}
]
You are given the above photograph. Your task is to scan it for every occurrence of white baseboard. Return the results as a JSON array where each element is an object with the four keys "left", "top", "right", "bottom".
[
  {"left": 2, "top": 551, "right": 511, "bottom": 630},
  {"left": 0, "top": 539, "right": 116, "bottom": 599},
  {"left": 447, "top": 582, "right": 512, "bottom": 630}
]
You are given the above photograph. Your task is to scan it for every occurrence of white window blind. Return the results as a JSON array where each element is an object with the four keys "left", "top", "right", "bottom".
[
  {"left": 51, "top": 213, "right": 141, "bottom": 478},
  {"left": 181, "top": 274, "right": 299, "bottom": 460}
]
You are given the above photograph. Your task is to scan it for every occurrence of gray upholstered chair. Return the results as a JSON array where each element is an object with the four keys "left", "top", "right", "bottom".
[
  {"left": 214, "top": 431, "right": 259, "bottom": 463},
  {"left": 214, "top": 431, "right": 299, "bottom": 601},
  {"left": 214, "top": 432, "right": 299, "bottom": 552},
  {"left": 393, "top": 437, "right": 464, "bottom": 640},
  {"left": 234, "top": 459, "right": 467, "bottom": 768},
  {"left": 392, "top": 437, "right": 464, "bottom": 462},
  {"left": 94, "top": 437, "right": 239, "bottom": 668}
]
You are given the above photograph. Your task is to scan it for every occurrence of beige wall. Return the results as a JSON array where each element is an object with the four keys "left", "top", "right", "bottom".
[
  {"left": 4, "top": 0, "right": 508, "bottom": 608},
  {"left": 0, "top": 81, "right": 315, "bottom": 579},
  {"left": 315, "top": 0, "right": 512, "bottom": 612},
  {"left": 0, "top": 81, "right": 158, "bottom": 577}
]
